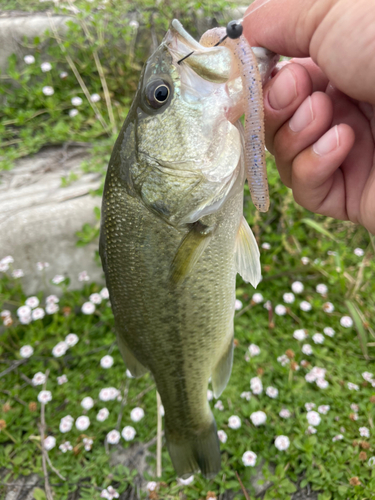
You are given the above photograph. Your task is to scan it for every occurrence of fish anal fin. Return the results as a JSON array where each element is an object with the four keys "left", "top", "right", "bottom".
[
  {"left": 170, "top": 221, "right": 212, "bottom": 285},
  {"left": 235, "top": 215, "right": 261, "bottom": 288},
  {"left": 117, "top": 334, "right": 148, "bottom": 378},
  {"left": 212, "top": 337, "right": 234, "bottom": 398},
  {"left": 166, "top": 417, "right": 221, "bottom": 479}
]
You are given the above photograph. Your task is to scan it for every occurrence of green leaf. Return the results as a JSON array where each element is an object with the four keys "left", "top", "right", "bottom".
[
  {"left": 345, "top": 299, "right": 368, "bottom": 357},
  {"left": 300, "top": 218, "right": 339, "bottom": 243},
  {"left": 33, "top": 487, "right": 46, "bottom": 500}
]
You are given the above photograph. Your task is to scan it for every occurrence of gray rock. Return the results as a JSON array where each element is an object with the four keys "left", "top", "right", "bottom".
[
  {"left": 3, "top": 473, "right": 41, "bottom": 500},
  {"left": 0, "top": 145, "right": 103, "bottom": 295}
]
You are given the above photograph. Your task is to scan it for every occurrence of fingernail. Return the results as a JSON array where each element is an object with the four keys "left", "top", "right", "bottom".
[
  {"left": 313, "top": 125, "right": 340, "bottom": 156},
  {"left": 268, "top": 68, "right": 297, "bottom": 110},
  {"left": 289, "top": 96, "right": 314, "bottom": 132}
]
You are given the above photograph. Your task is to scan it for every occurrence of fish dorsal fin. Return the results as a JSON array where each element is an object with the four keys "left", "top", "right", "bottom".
[
  {"left": 235, "top": 216, "right": 261, "bottom": 288},
  {"left": 170, "top": 222, "right": 212, "bottom": 285}
]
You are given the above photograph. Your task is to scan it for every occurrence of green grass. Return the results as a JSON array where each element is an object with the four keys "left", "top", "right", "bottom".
[{"left": 1, "top": 162, "right": 375, "bottom": 499}]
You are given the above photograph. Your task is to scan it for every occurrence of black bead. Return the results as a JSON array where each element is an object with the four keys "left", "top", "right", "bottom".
[{"left": 226, "top": 20, "right": 243, "bottom": 39}]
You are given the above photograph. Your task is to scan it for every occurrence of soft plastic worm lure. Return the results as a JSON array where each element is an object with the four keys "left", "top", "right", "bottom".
[{"left": 199, "top": 22, "right": 269, "bottom": 212}]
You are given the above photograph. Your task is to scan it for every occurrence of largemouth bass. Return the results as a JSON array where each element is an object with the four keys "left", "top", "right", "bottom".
[{"left": 100, "top": 20, "right": 278, "bottom": 479}]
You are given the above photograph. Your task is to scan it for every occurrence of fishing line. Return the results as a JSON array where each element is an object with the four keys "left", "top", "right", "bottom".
[{"left": 176, "top": 0, "right": 276, "bottom": 64}]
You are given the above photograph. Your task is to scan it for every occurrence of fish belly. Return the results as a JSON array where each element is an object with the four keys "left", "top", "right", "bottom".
[{"left": 101, "top": 172, "right": 243, "bottom": 477}]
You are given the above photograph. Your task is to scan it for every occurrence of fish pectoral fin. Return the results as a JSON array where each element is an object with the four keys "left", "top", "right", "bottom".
[
  {"left": 235, "top": 215, "right": 261, "bottom": 288},
  {"left": 212, "top": 337, "right": 234, "bottom": 398},
  {"left": 117, "top": 334, "right": 148, "bottom": 378},
  {"left": 170, "top": 222, "right": 213, "bottom": 285}
]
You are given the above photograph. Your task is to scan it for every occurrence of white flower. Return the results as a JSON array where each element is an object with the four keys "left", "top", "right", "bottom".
[
  {"left": 82, "top": 302, "right": 95, "bottom": 314},
  {"left": 248, "top": 344, "right": 260, "bottom": 357},
  {"left": 291, "top": 281, "right": 304, "bottom": 294},
  {"left": 59, "top": 441, "right": 73, "bottom": 453},
  {"left": 69, "top": 109, "right": 79, "bottom": 118},
  {"left": 60, "top": 71, "right": 68, "bottom": 79},
  {"left": 100, "top": 287, "right": 109, "bottom": 299},
  {"left": 279, "top": 409, "right": 291, "bottom": 419},
  {"left": 213, "top": 400, "right": 224, "bottom": 412},
  {"left": 71, "top": 96, "right": 83, "bottom": 106},
  {"left": 207, "top": 389, "right": 213, "bottom": 401},
  {"left": 1, "top": 255, "right": 14, "bottom": 266},
  {"left": 351, "top": 403, "right": 359, "bottom": 412},
  {"left": 46, "top": 303, "right": 59, "bottom": 315},
  {"left": 97, "top": 408, "right": 109, "bottom": 422},
  {"left": 78, "top": 270, "right": 90, "bottom": 282},
  {"left": 368, "top": 456, "right": 375, "bottom": 467},
  {"left": 121, "top": 425, "right": 136, "bottom": 441},
  {"left": 312, "top": 333, "right": 324, "bottom": 344},
  {"left": 52, "top": 341, "right": 68, "bottom": 358},
  {"left": 57, "top": 374, "right": 68, "bottom": 385},
  {"left": 359, "top": 427, "right": 370, "bottom": 438},
  {"left": 36, "top": 262, "right": 49, "bottom": 271},
  {"left": 250, "top": 411, "right": 267, "bottom": 426},
  {"left": 44, "top": 436, "right": 56, "bottom": 450},
  {"left": 240, "top": 391, "right": 251, "bottom": 401},
  {"left": 261, "top": 242, "right": 271, "bottom": 250},
  {"left": 83, "top": 438, "right": 93, "bottom": 451},
  {"left": 306, "top": 410, "right": 321, "bottom": 426},
  {"left": 300, "top": 301, "right": 312, "bottom": 311},
  {"left": 3, "top": 316, "right": 12, "bottom": 326},
  {"left": 89, "top": 293, "right": 102, "bottom": 305},
  {"left": 266, "top": 386, "right": 278, "bottom": 398},
  {"left": 129, "top": 20, "right": 139, "bottom": 29},
  {"left": 90, "top": 93, "right": 101, "bottom": 102},
  {"left": 318, "top": 405, "right": 330, "bottom": 414},
  {"left": 340, "top": 316, "right": 353, "bottom": 328},
  {"left": 305, "top": 403, "right": 315, "bottom": 411},
  {"left": 100, "top": 355, "right": 114, "bottom": 369},
  {"left": 52, "top": 274, "right": 65, "bottom": 284},
  {"left": 332, "top": 434, "right": 344, "bottom": 442},
  {"left": 32, "top": 372, "right": 46, "bottom": 386},
  {"left": 263, "top": 300, "right": 272, "bottom": 311},
  {"left": 354, "top": 248, "right": 364, "bottom": 257},
  {"left": 306, "top": 425, "right": 317, "bottom": 435},
  {"left": 42, "top": 86, "right": 54, "bottom": 96},
  {"left": 41, "top": 62, "right": 52, "bottom": 72},
  {"left": 24, "top": 55, "right": 35, "bottom": 64},
  {"left": 75, "top": 416, "right": 90, "bottom": 431},
  {"left": 12, "top": 269, "right": 24, "bottom": 278},
  {"left": 177, "top": 475, "right": 194, "bottom": 486},
  {"left": 38, "top": 390, "right": 52, "bottom": 404},
  {"left": 99, "top": 387, "right": 119, "bottom": 401},
  {"left": 81, "top": 397, "right": 94, "bottom": 410},
  {"left": 242, "top": 450, "right": 257, "bottom": 466},
  {"left": 252, "top": 293, "right": 263, "bottom": 303},
  {"left": 275, "top": 435, "right": 290, "bottom": 451},
  {"left": 107, "top": 429, "right": 121, "bottom": 444},
  {"left": 0, "top": 310, "right": 11, "bottom": 319},
  {"left": 65, "top": 333, "right": 79, "bottom": 347},
  {"left": 316, "top": 284, "right": 328, "bottom": 295},
  {"left": 351, "top": 413, "right": 359, "bottom": 421},
  {"left": 323, "top": 327, "right": 335, "bottom": 337},
  {"left": 234, "top": 299, "right": 243, "bottom": 310},
  {"left": 316, "top": 378, "right": 329, "bottom": 389},
  {"left": 59, "top": 417, "right": 73, "bottom": 433},
  {"left": 46, "top": 295, "right": 59, "bottom": 304},
  {"left": 217, "top": 430, "right": 227, "bottom": 443},
  {"left": 147, "top": 481, "right": 157, "bottom": 492},
  {"left": 20, "top": 345, "right": 33, "bottom": 358},
  {"left": 228, "top": 415, "right": 241, "bottom": 429},
  {"left": 275, "top": 304, "right": 286, "bottom": 316},
  {"left": 26, "top": 296, "right": 39, "bottom": 308},
  {"left": 293, "top": 329, "right": 307, "bottom": 341},
  {"left": 250, "top": 376, "right": 263, "bottom": 395},
  {"left": 323, "top": 302, "right": 334, "bottom": 313},
  {"left": 347, "top": 382, "right": 359, "bottom": 391},
  {"left": 310, "top": 367, "right": 326, "bottom": 379},
  {"left": 19, "top": 314, "right": 31, "bottom": 325},
  {"left": 283, "top": 292, "right": 295, "bottom": 304},
  {"left": 302, "top": 344, "right": 313, "bottom": 355},
  {"left": 102, "top": 486, "right": 119, "bottom": 500},
  {"left": 277, "top": 354, "right": 290, "bottom": 366},
  {"left": 32, "top": 308, "right": 45, "bottom": 321},
  {"left": 362, "top": 372, "right": 373, "bottom": 382},
  {"left": 130, "top": 407, "right": 145, "bottom": 422}
]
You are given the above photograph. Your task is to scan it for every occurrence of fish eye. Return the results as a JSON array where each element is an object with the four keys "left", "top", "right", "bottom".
[{"left": 146, "top": 79, "right": 171, "bottom": 109}]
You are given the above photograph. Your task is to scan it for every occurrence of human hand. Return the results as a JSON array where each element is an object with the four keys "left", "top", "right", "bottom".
[{"left": 243, "top": 0, "right": 375, "bottom": 234}]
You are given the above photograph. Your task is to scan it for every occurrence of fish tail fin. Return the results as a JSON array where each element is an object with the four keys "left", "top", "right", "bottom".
[{"left": 166, "top": 416, "right": 221, "bottom": 479}]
